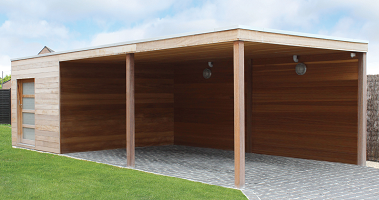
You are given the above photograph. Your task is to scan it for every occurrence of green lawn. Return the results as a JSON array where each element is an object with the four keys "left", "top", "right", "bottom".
[{"left": 0, "top": 124, "right": 247, "bottom": 199}]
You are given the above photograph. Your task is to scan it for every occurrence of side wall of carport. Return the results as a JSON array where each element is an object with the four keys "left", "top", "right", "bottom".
[
  {"left": 173, "top": 52, "right": 362, "bottom": 164},
  {"left": 59, "top": 61, "right": 174, "bottom": 153},
  {"left": 252, "top": 52, "right": 359, "bottom": 164}
]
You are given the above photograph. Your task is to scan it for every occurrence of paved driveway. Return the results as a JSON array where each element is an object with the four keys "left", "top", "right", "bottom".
[{"left": 66, "top": 145, "right": 379, "bottom": 200}]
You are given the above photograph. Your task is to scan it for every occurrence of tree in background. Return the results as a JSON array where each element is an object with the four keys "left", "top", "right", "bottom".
[{"left": 0, "top": 75, "right": 11, "bottom": 89}]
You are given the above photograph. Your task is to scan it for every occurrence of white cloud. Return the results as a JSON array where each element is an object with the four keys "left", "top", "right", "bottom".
[
  {"left": 91, "top": 26, "right": 147, "bottom": 46},
  {"left": 0, "top": 19, "right": 72, "bottom": 62},
  {"left": 0, "top": 20, "right": 69, "bottom": 39}
]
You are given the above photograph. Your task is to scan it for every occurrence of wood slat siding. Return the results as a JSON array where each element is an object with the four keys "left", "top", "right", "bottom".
[
  {"left": 135, "top": 63, "right": 174, "bottom": 146},
  {"left": 60, "top": 62, "right": 174, "bottom": 153},
  {"left": 60, "top": 62, "right": 126, "bottom": 153},
  {"left": 252, "top": 53, "right": 359, "bottom": 164},
  {"left": 11, "top": 57, "right": 60, "bottom": 153},
  {"left": 174, "top": 59, "right": 235, "bottom": 150}
]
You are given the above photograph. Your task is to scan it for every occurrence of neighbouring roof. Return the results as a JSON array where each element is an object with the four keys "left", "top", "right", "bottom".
[
  {"left": 38, "top": 46, "right": 55, "bottom": 55},
  {"left": 12, "top": 25, "right": 369, "bottom": 62}
]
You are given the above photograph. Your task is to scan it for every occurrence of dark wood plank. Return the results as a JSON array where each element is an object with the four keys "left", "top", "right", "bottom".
[
  {"left": 252, "top": 52, "right": 359, "bottom": 164},
  {"left": 245, "top": 58, "right": 253, "bottom": 153},
  {"left": 174, "top": 59, "right": 234, "bottom": 149},
  {"left": 60, "top": 62, "right": 126, "bottom": 153},
  {"left": 60, "top": 60, "right": 174, "bottom": 153}
]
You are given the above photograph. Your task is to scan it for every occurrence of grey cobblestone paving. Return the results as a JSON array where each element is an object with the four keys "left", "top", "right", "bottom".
[{"left": 66, "top": 145, "right": 379, "bottom": 200}]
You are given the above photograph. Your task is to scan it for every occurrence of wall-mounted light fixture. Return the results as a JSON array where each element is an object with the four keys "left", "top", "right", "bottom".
[
  {"left": 293, "top": 55, "right": 299, "bottom": 63},
  {"left": 351, "top": 53, "right": 356, "bottom": 58},
  {"left": 295, "top": 63, "right": 307, "bottom": 75},
  {"left": 208, "top": 61, "right": 214, "bottom": 68},
  {"left": 203, "top": 68, "right": 212, "bottom": 79}
]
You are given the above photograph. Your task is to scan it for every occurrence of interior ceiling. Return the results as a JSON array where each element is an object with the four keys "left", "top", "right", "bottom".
[{"left": 64, "top": 41, "right": 344, "bottom": 64}]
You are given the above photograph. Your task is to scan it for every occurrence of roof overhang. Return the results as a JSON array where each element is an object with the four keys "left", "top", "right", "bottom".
[{"left": 11, "top": 25, "right": 368, "bottom": 63}]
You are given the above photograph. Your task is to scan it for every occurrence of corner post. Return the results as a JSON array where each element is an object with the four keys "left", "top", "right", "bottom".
[
  {"left": 358, "top": 52, "right": 367, "bottom": 166},
  {"left": 234, "top": 41, "right": 245, "bottom": 188},
  {"left": 126, "top": 53, "right": 135, "bottom": 167}
]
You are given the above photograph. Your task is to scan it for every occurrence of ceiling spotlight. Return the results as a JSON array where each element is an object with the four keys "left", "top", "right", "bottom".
[
  {"left": 293, "top": 55, "right": 299, "bottom": 63},
  {"left": 295, "top": 63, "right": 307, "bottom": 75},
  {"left": 351, "top": 53, "right": 356, "bottom": 58},
  {"left": 208, "top": 61, "right": 213, "bottom": 68}
]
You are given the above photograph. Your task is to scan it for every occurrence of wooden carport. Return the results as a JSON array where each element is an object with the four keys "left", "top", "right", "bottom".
[{"left": 11, "top": 26, "right": 368, "bottom": 188}]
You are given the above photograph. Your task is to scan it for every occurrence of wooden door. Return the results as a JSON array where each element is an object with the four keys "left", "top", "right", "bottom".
[{"left": 17, "top": 79, "right": 35, "bottom": 145}]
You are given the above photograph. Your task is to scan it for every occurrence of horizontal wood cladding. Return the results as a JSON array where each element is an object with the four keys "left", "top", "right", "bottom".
[
  {"left": 60, "top": 62, "right": 126, "bottom": 153},
  {"left": 11, "top": 57, "right": 60, "bottom": 153},
  {"left": 252, "top": 53, "right": 359, "bottom": 164},
  {"left": 60, "top": 62, "right": 174, "bottom": 153},
  {"left": 174, "top": 59, "right": 234, "bottom": 150},
  {"left": 134, "top": 64, "right": 174, "bottom": 147}
]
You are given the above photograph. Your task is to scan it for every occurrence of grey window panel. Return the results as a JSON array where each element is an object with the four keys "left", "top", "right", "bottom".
[
  {"left": 22, "top": 113, "right": 35, "bottom": 125},
  {"left": 23, "top": 128, "right": 35, "bottom": 140},
  {"left": 23, "top": 82, "right": 35, "bottom": 95},
  {"left": 22, "top": 98, "right": 35, "bottom": 110}
]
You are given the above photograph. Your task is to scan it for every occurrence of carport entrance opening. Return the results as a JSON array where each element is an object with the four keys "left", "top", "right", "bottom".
[
  {"left": 59, "top": 42, "right": 363, "bottom": 188},
  {"left": 60, "top": 50, "right": 361, "bottom": 164},
  {"left": 60, "top": 57, "right": 237, "bottom": 153}
]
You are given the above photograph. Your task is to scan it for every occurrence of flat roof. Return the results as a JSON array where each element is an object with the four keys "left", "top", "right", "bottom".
[{"left": 12, "top": 25, "right": 369, "bottom": 62}]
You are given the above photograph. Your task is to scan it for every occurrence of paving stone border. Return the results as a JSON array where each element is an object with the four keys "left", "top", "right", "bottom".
[{"left": 66, "top": 145, "right": 379, "bottom": 200}]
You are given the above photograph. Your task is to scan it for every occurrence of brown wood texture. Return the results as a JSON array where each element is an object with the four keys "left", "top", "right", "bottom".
[
  {"left": 134, "top": 62, "right": 174, "bottom": 147},
  {"left": 60, "top": 62, "right": 126, "bottom": 153},
  {"left": 60, "top": 61, "right": 174, "bottom": 153},
  {"left": 245, "top": 59, "right": 253, "bottom": 153},
  {"left": 252, "top": 52, "right": 359, "bottom": 164},
  {"left": 69, "top": 41, "right": 349, "bottom": 66},
  {"left": 358, "top": 52, "right": 367, "bottom": 166},
  {"left": 234, "top": 41, "right": 245, "bottom": 188},
  {"left": 126, "top": 54, "right": 135, "bottom": 167},
  {"left": 174, "top": 58, "right": 234, "bottom": 150}
]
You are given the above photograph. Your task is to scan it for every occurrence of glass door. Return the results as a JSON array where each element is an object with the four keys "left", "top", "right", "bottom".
[{"left": 17, "top": 79, "right": 35, "bottom": 145}]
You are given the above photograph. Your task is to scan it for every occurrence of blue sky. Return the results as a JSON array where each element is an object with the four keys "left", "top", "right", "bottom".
[{"left": 1, "top": 0, "right": 378, "bottom": 75}]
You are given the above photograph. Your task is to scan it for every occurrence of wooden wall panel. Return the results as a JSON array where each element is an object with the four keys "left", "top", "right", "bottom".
[
  {"left": 252, "top": 53, "right": 359, "bottom": 164},
  {"left": 174, "top": 59, "right": 235, "bottom": 150},
  {"left": 60, "top": 62, "right": 174, "bottom": 153},
  {"left": 134, "top": 63, "right": 174, "bottom": 147},
  {"left": 11, "top": 57, "right": 60, "bottom": 153},
  {"left": 60, "top": 63, "right": 126, "bottom": 153}
]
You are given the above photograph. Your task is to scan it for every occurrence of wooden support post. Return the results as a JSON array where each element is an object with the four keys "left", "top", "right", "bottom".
[
  {"left": 126, "top": 53, "right": 135, "bottom": 168},
  {"left": 234, "top": 41, "right": 245, "bottom": 188},
  {"left": 358, "top": 52, "right": 367, "bottom": 166},
  {"left": 245, "top": 59, "right": 253, "bottom": 153}
]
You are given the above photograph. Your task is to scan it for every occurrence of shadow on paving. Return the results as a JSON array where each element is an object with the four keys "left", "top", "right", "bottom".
[{"left": 66, "top": 145, "right": 379, "bottom": 200}]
